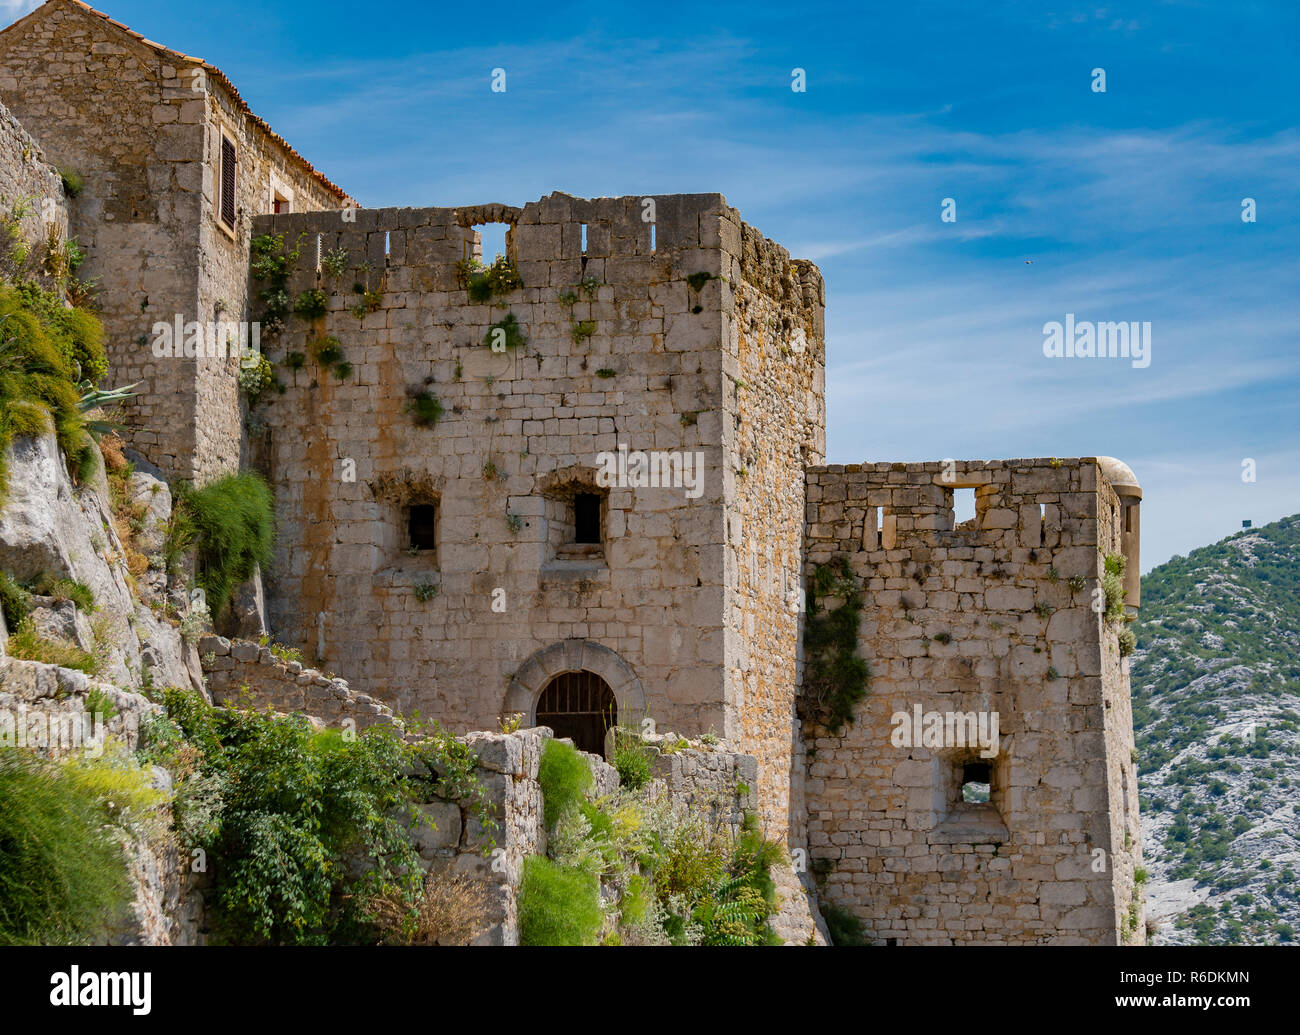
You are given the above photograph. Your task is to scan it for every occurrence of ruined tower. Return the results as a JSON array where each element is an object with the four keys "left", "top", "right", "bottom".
[{"left": 249, "top": 194, "right": 824, "bottom": 837}]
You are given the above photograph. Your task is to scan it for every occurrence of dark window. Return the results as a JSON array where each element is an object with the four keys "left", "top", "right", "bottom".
[
  {"left": 408, "top": 504, "right": 437, "bottom": 551},
  {"left": 574, "top": 493, "right": 601, "bottom": 544},
  {"left": 536, "top": 671, "right": 616, "bottom": 756},
  {"left": 961, "top": 762, "right": 991, "bottom": 804},
  {"left": 220, "top": 136, "right": 237, "bottom": 229}
]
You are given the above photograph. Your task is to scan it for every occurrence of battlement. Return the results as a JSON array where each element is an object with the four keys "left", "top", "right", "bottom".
[{"left": 801, "top": 457, "right": 1144, "bottom": 944}]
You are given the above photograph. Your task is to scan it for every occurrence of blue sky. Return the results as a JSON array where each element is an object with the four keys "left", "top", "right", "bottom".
[{"left": 6, "top": 0, "right": 1297, "bottom": 569}]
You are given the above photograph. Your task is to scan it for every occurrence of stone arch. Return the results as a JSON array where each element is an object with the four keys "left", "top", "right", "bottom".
[{"left": 503, "top": 639, "right": 646, "bottom": 731}]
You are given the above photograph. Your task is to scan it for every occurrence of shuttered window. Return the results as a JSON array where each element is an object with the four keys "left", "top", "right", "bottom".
[{"left": 220, "top": 136, "right": 236, "bottom": 229}]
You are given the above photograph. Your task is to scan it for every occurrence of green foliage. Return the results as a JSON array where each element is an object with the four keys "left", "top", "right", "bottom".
[
  {"left": 413, "top": 581, "right": 438, "bottom": 602},
  {"left": 141, "top": 688, "right": 430, "bottom": 945},
  {"left": 518, "top": 856, "right": 602, "bottom": 946},
  {"left": 0, "top": 285, "right": 108, "bottom": 502},
  {"left": 0, "top": 748, "right": 136, "bottom": 945},
  {"left": 285, "top": 351, "right": 306, "bottom": 370},
  {"left": 686, "top": 272, "right": 714, "bottom": 292},
  {"left": 538, "top": 738, "right": 593, "bottom": 827},
  {"left": 238, "top": 353, "right": 275, "bottom": 400},
  {"left": 570, "top": 319, "right": 596, "bottom": 344},
  {"left": 310, "top": 335, "right": 345, "bottom": 366},
  {"left": 407, "top": 390, "right": 444, "bottom": 426},
  {"left": 457, "top": 256, "right": 522, "bottom": 302},
  {"left": 482, "top": 311, "right": 526, "bottom": 352},
  {"left": 294, "top": 289, "right": 329, "bottom": 320},
  {"left": 0, "top": 570, "right": 32, "bottom": 627},
  {"left": 59, "top": 169, "right": 84, "bottom": 198},
  {"left": 595, "top": 368, "right": 616, "bottom": 378},
  {"left": 612, "top": 734, "right": 653, "bottom": 790},
  {"left": 26, "top": 573, "right": 93, "bottom": 612},
  {"left": 801, "top": 557, "right": 870, "bottom": 733},
  {"left": 248, "top": 232, "right": 305, "bottom": 331},
  {"left": 174, "top": 472, "right": 274, "bottom": 620},
  {"left": 5, "top": 617, "right": 98, "bottom": 674},
  {"left": 820, "top": 900, "right": 868, "bottom": 945},
  {"left": 321, "top": 247, "right": 349, "bottom": 278}
]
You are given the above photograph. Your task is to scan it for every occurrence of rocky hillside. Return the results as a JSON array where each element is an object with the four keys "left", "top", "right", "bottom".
[{"left": 1132, "top": 514, "right": 1300, "bottom": 945}]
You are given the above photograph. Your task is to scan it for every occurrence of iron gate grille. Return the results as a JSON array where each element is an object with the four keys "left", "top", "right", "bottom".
[{"left": 536, "top": 671, "right": 616, "bottom": 756}]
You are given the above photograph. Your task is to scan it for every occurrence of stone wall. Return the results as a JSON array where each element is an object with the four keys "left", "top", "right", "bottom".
[
  {"left": 801, "top": 458, "right": 1144, "bottom": 944},
  {"left": 0, "top": 94, "right": 68, "bottom": 257},
  {"left": 198, "top": 634, "right": 397, "bottom": 731},
  {"left": 0, "top": 0, "right": 349, "bottom": 483},
  {"left": 726, "top": 223, "right": 825, "bottom": 837},
  {"left": 249, "top": 193, "right": 822, "bottom": 840}
]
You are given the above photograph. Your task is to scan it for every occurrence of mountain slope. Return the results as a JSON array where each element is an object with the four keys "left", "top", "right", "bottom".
[{"left": 1132, "top": 514, "right": 1300, "bottom": 945}]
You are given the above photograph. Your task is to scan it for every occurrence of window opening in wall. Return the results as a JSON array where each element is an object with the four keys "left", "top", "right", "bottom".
[
  {"left": 272, "top": 190, "right": 291, "bottom": 215},
  {"left": 876, "top": 507, "right": 884, "bottom": 532},
  {"left": 1125, "top": 505, "right": 1133, "bottom": 533},
  {"left": 1039, "top": 502, "right": 1047, "bottom": 546},
  {"left": 580, "top": 222, "right": 588, "bottom": 254},
  {"left": 885, "top": 938, "right": 898, "bottom": 947},
  {"left": 219, "top": 136, "right": 237, "bottom": 230},
  {"left": 953, "top": 487, "right": 976, "bottom": 527},
  {"left": 385, "top": 230, "right": 391, "bottom": 257},
  {"left": 536, "top": 671, "right": 616, "bottom": 756},
  {"left": 477, "top": 223, "right": 508, "bottom": 264},
  {"left": 650, "top": 224, "right": 656, "bottom": 251},
  {"left": 960, "top": 762, "right": 991, "bottom": 804},
  {"left": 315, "top": 233, "right": 322, "bottom": 272},
  {"left": 574, "top": 493, "right": 601, "bottom": 545},
  {"left": 407, "top": 504, "right": 437, "bottom": 551}
]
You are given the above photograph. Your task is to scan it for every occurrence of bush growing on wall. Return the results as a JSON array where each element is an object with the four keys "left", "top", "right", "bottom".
[
  {"left": 140, "top": 688, "right": 430, "bottom": 945},
  {"left": 172, "top": 472, "right": 275, "bottom": 620}
]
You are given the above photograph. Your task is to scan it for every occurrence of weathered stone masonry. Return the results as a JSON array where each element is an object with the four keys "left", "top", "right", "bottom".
[
  {"left": 0, "top": 0, "right": 352, "bottom": 484},
  {"left": 0, "top": 0, "right": 1148, "bottom": 943},
  {"left": 250, "top": 193, "right": 822, "bottom": 838},
  {"left": 802, "top": 459, "right": 1144, "bottom": 944}
]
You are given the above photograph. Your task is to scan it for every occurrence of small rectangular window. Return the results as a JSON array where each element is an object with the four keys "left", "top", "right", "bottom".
[
  {"left": 408, "top": 504, "right": 437, "bottom": 551},
  {"left": 220, "top": 136, "right": 237, "bottom": 229},
  {"left": 574, "top": 493, "right": 601, "bottom": 544}
]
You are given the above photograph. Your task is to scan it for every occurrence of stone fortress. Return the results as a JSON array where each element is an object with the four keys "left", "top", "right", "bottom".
[{"left": 0, "top": 0, "right": 1146, "bottom": 943}]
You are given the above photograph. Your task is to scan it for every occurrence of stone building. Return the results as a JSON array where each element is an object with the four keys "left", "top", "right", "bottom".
[
  {"left": 0, "top": 0, "right": 353, "bottom": 483},
  {"left": 0, "top": 0, "right": 1145, "bottom": 943}
]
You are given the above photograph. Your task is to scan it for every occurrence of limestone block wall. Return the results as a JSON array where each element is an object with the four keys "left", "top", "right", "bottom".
[
  {"left": 252, "top": 193, "right": 736, "bottom": 740},
  {"left": 802, "top": 459, "right": 1143, "bottom": 944},
  {"left": 0, "top": 0, "right": 206, "bottom": 478},
  {"left": 198, "top": 634, "right": 396, "bottom": 731},
  {"left": 0, "top": 0, "right": 350, "bottom": 483},
  {"left": 194, "top": 75, "right": 349, "bottom": 484},
  {"left": 0, "top": 96, "right": 68, "bottom": 256},
  {"left": 724, "top": 221, "right": 826, "bottom": 837}
]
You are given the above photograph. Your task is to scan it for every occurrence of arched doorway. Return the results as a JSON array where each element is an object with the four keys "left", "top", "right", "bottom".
[{"left": 535, "top": 671, "right": 616, "bottom": 756}]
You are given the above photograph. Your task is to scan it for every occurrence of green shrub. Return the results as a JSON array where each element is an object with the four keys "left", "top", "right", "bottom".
[
  {"left": 517, "top": 856, "right": 602, "bottom": 946},
  {"left": 311, "top": 336, "right": 345, "bottom": 366},
  {"left": 612, "top": 735, "right": 653, "bottom": 790},
  {"left": 141, "top": 688, "right": 426, "bottom": 945},
  {"left": 407, "top": 391, "right": 443, "bottom": 426},
  {"left": 801, "top": 557, "right": 870, "bottom": 733},
  {"left": 28, "top": 574, "right": 93, "bottom": 612},
  {"left": 175, "top": 472, "right": 274, "bottom": 620},
  {"left": 5, "top": 617, "right": 98, "bottom": 674},
  {"left": 0, "top": 570, "right": 31, "bottom": 628},
  {"left": 820, "top": 901, "right": 868, "bottom": 945},
  {"left": 0, "top": 285, "right": 106, "bottom": 503},
  {"left": 482, "top": 312, "right": 526, "bottom": 352},
  {"left": 59, "top": 169, "right": 84, "bottom": 198},
  {"left": 538, "top": 738, "right": 592, "bottom": 827},
  {"left": 0, "top": 748, "right": 132, "bottom": 944},
  {"left": 293, "top": 289, "right": 329, "bottom": 320}
]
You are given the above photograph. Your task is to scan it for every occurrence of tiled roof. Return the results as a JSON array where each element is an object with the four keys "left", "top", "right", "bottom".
[{"left": 1, "top": 0, "right": 353, "bottom": 202}]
